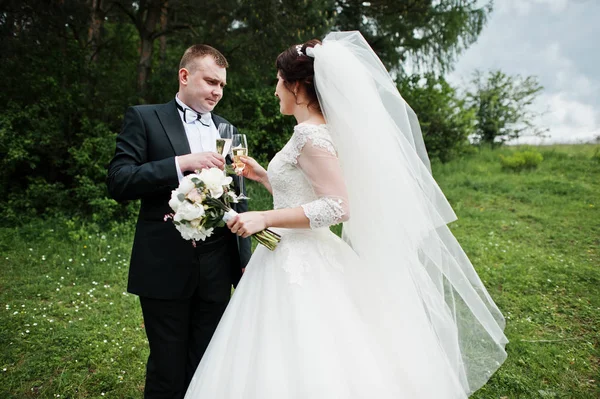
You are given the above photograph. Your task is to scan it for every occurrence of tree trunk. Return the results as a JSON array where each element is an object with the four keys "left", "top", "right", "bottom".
[
  {"left": 159, "top": 1, "right": 168, "bottom": 66},
  {"left": 88, "top": 0, "right": 105, "bottom": 62},
  {"left": 136, "top": 0, "right": 163, "bottom": 101}
]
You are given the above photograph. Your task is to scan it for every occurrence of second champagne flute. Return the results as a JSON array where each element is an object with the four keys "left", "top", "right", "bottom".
[{"left": 232, "top": 133, "right": 249, "bottom": 200}]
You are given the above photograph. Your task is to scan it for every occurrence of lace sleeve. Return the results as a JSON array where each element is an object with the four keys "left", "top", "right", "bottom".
[{"left": 295, "top": 127, "right": 350, "bottom": 229}]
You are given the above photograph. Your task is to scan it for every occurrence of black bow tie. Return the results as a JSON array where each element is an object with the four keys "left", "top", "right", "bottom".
[{"left": 176, "top": 103, "right": 210, "bottom": 126}]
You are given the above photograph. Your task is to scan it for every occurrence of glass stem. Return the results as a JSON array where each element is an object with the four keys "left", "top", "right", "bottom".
[{"left": 239, "top": 174, "right": 245, "bottom": 198}]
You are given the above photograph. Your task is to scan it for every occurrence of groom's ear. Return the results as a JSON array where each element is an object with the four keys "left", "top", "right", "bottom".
[{"left": 179, "top": 68, "right": 189, "bottom": 85}]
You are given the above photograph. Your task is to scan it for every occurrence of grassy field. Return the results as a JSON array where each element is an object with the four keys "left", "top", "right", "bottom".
[{"left": 1, "top": 144, "right": 598, "bottom": 398}]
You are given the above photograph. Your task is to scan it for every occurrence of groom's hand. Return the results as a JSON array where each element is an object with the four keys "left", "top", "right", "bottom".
[{"left": 178, "top": 152, "right": 225, "bottom": 172}]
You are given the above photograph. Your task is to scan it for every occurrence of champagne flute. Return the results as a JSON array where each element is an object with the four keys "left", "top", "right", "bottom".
[
  {"left": 216, "top": 124, "right": 233, "bottom": 157},
  {"left": 231, "top": 133, "right": 249, "bottom": 200}
]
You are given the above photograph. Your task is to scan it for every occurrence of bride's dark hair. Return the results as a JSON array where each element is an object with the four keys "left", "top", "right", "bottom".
[{"left": 276, "top": 39, "right": 322, "bottom": 112}]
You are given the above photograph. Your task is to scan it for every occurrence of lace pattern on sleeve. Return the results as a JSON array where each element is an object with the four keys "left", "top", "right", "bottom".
[
  {"left": 281, "top": 124, "right": 337, "bottom": 165},
  {"left": 301, "top": 198, "right": 346, "bottom": 229}
]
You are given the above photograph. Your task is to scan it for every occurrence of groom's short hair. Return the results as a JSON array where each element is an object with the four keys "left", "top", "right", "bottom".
[{"left": 179, "top": 44, "right": 229, "bottom": 71}]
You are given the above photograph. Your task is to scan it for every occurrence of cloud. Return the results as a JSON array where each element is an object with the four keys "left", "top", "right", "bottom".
[
  {"left": 523, "top": 93, "right": 600, "bottom": 144},
  {"left": 500, "top": 0, "right": 569, "bottom": 16},
  {"left": 447, "top": 0, "right": 600, "bottom": 144}
]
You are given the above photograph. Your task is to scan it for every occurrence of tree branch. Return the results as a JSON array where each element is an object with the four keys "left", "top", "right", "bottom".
[
  {"left": 111, "top": 0, "right": 141, "bottom": 32},
  {"left": 150, "top": 23, "right": 198, "bottom": 40}
]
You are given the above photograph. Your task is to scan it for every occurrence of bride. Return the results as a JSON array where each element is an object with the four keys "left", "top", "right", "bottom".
[{"left": 184, "top": 31, "right": 508, "bottom": 398}]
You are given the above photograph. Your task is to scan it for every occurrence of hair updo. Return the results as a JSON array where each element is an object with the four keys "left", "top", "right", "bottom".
[{"left": 276, "top": 39, "right": 322, "bottom": 112}]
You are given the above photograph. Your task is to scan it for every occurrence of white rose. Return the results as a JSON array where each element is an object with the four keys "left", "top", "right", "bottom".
[
  {"left": 174, "top": 201, "right": 205, "bottom": 222},
  {"left": 198, "top": 168, "right": 232, "bottom": 199},
  {"left": 201, "top": 227, "right": 214, "bottom": 239},
  {"left": 175, "top": 223, "right": 197, "bottom": 241},
  {"left": 177, "top": 173, "right": 201, "bottom": 195},
  {"left": 176, "top": 223, "right": 214, "bottom": 241},
  {"left": 168, "top": 190, "right": 182, "bottom": 212}
]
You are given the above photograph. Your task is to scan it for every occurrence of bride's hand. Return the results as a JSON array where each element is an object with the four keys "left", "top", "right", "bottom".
[
  {"left": 227, "top": 212, "right": 267, "bottom": 238},
  {"left": 237, "top": 156, "right": 267, "bottom": 183}
]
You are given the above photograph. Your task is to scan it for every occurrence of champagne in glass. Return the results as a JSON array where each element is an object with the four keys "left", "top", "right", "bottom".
[
  {"left": 216, "top": 138, "right": 232, "bottom": 157},
  {"left": 216, "top": 124, "right": 233, "bottom": 156},
  {"left": 232, "top": 146, "right": 248, "bottom": 169},
  {"left": 232, "top": 133, "right": 249, "bottom": 200}
]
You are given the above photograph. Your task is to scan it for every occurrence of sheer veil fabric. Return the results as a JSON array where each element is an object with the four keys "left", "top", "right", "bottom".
[{"left": 311, "top": 31, "right": 508, "bottom": 394}]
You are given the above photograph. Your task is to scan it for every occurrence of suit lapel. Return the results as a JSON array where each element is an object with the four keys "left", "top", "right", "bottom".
[{"left": 156, "top": 100, "right": 191, "bottom": 156}]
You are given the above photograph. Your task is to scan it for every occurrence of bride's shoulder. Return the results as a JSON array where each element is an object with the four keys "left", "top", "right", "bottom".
[
  {"left": 294, "top": 122, "right": 329, "bottom": 133},
  {"left": 293, "top": 123, "right": 332, "bottom": 142},
  {"left": 291, "top": 123, "right": 336, "bottom": 157}
]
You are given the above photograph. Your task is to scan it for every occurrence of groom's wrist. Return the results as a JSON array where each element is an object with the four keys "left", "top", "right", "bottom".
[{"left": 177, "top": 155, "right": 190, "bottom": 172}]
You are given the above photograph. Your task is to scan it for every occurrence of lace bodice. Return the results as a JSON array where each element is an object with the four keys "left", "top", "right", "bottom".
[{"left": 267, "top": 124, "right": 349, "bottom": 229}]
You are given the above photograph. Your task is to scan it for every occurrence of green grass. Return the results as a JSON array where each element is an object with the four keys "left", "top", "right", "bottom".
[
  {"left": 433, "top": 145, "right": 599, "bottom": 398},
  {"left": 1, "top": 144, "right": 598, "bottom": 398}
]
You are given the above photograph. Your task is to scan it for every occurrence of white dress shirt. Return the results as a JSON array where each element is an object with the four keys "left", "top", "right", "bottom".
[{"left": 174, "top": 95, "right": 220, "bottom": 181}]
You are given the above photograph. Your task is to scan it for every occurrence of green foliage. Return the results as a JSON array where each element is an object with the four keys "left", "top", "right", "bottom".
[
  {"left": 334, "top": 0, "right": 492, "bottom": 74},
  {"left": 467, "top": 70, "right": 547, "bottom": 146},
  {"left": 0, "top": 0, "right": 494, "bottom": 222},
  {"left": 499, "top": 149, "right": 544, "bottom": 172},
  {"left": 398, "top": 73, "right": 476, "bottom": 162},
  {"left": 592, "top": 147, "right": 600, "bottom": 164}
]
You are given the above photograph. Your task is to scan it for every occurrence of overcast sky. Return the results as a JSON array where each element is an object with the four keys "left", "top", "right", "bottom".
[{"left": 447, "top": 0, "right": 599, "bottom": 144}]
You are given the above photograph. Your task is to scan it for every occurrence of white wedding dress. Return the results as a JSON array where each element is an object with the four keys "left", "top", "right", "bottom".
[{"left": 185, "top": 124, "right": 481, "bottom": 398}]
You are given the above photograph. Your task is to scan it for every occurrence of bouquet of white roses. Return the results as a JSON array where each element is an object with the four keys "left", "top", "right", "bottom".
[{"left": 166, "top": 168, "right": 281, "bottom": 250}]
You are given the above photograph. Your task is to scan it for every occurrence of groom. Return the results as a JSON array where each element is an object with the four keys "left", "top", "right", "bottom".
[{"left": 107, "top": 44, "right": 251, "bottom": 398}]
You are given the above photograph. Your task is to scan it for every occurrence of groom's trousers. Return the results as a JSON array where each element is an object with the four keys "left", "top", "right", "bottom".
[{"left": 139, "top": 234, "right": 235, "bottom": 399}]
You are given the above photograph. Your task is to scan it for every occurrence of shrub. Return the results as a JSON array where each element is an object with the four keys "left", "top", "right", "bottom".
[
  {"left": 499, "top": 149, "right": 543, "bottom": 172},
  {"left": 397, "top": 74, "right": 476, "bottom": 163}
]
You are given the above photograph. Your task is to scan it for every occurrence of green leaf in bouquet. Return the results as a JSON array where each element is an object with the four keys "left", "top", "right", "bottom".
[{"left": 197, "top": 180, "right": 206, "bottom": 189}]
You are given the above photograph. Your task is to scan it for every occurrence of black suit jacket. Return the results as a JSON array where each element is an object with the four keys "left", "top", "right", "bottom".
[{"left": 107, "top": 99, "right": 251, "bottom": 299}]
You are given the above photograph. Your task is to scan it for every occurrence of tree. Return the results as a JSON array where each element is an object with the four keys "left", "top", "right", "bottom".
[
  {"left": 0, "top": 0, "right": 496, "bottom": 223},
  {"left": 333, "top": 0, "right": 492, "bottom": 74},
  {"left": 398, "top": 74, "right": 476, "bottom": 162},
  {"left": 467, "top": 70, "right": 547, "bottom": 146},
  {"left": 87, "top": 0, "right": 109, "bottom": 62}
]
